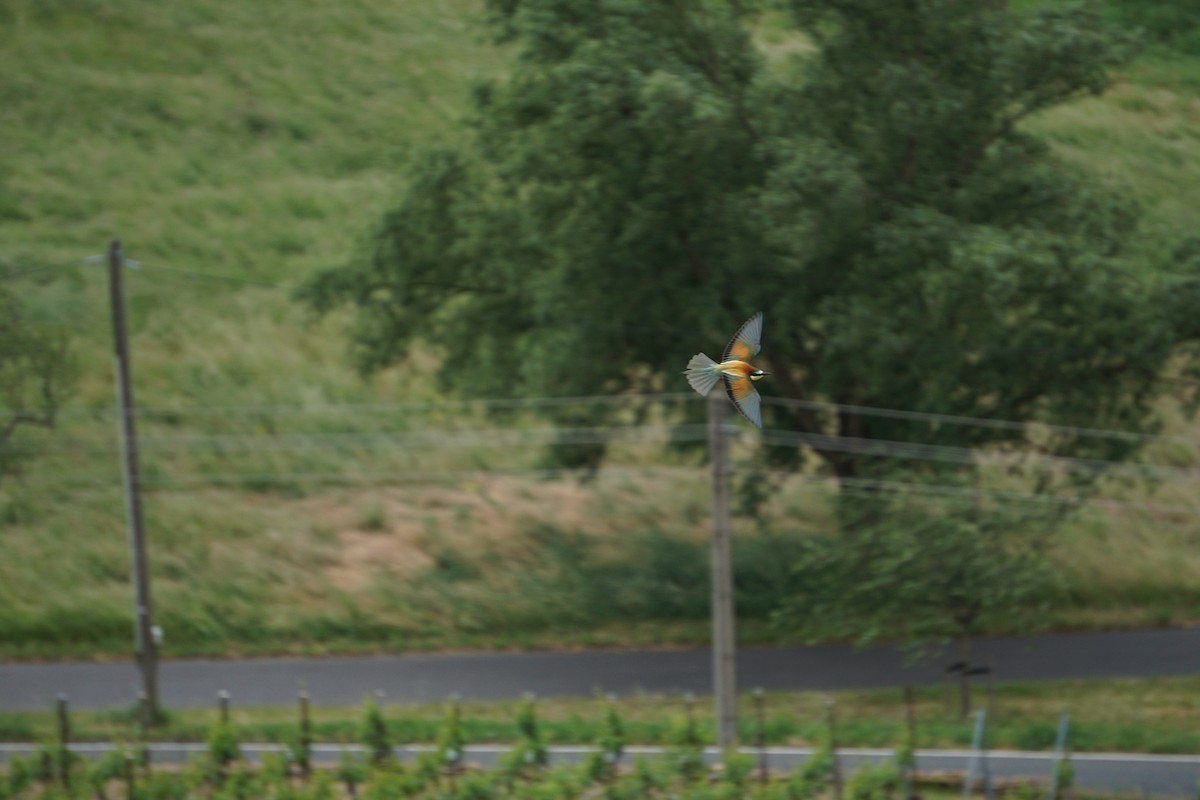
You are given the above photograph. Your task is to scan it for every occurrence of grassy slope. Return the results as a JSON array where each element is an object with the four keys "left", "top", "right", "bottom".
[{"left": 2, "top": 1, "right": 1200, "bottom": 659}]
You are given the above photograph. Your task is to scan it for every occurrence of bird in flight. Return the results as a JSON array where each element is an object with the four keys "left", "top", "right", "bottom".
[{"left": 683, "top": 312, "right": 768, "bottom": 428}]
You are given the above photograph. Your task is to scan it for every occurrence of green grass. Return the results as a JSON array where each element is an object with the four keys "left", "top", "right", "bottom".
[
  {"left": 4, "top": 1, "right": 1200, "bottom": 659},
  {"left": 5, "top": 676, "right": 1200, "bottom": 756}
]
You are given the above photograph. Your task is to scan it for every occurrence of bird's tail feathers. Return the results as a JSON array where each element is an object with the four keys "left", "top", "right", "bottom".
[{"left": 684, "top": 353, "right": 722, "bottom": 396}]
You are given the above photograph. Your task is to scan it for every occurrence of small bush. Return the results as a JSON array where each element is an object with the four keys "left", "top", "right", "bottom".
[
  {"left": 787, "top": 745, "right": 835, "bottom": 799},
  {"left": 667, "top": 711, "right": 706, "bottom": 784},
  {"left": 722, "top": 751, "right": 757, "bottom": 788},
  {"left": 513, "top": 697, "right": 547, "bottom": 770},
  {"left": 206, "top": 722, "right": 241, "bottom": 771},
  {"left": 84, "top": 747, "right": 130, "bottom": 800},
  {"left": 595, "top": 697, "right": 625, "bottom": 780},
  {"left": 336, "top": 750, "right": 367, "bottom": 799},
  {"left": 846, "top": 759, "right": 900, "bottom": 800},
  {"left": 436, "top": 699, "right": 466, "bottom": 769},
  {"left": 360, "top": 698, "right": 392, "bottom": 767}
]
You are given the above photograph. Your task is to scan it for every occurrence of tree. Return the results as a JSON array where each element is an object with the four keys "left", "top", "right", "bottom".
[
  {"left": 304, "top": 0, "right": 1192, "bottom": 491},
  {"left": 0, "top": 285, "right": 74, "bottom": 482},
  {"left": 302, "top": 0, "right": 1200, "bottom": 650},
  {"left": 774, "top": 499, "right": 1055, "bottom": 716}
]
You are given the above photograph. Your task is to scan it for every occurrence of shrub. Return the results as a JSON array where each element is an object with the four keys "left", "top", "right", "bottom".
[
  {"left": 721, "top": 751, "right": 757, "bottom": 788},
  {"left": 672, "top": 710, "right": 705, "bottom": 786},
  {"left": 436, "top": 698, "right": 466, "bottom": 770},
  {"left": 336, "top": 750, "right": 367, "bottom": 799},
  {"left": 588, "top": 698, "right": 625, "bottom": 782},
  {"left": 360, "top": 697, "right": 392, "bottom": 767},
  {"left": 846, "top": 759, "right": 900, "bottom": 800},
  {"left": 84, "top": 747, "right": 130, "bottom": 800},
  {"left": 510, "top": 696, "right": 548, "bottom": 771},
  {"left": 206, "top": 722, "right": 241, "bottom": 771},
  {"left": 786, "top": 745, "right": 835, "bottom": 800},
  {"left": 6, "top": 755, "right": 38, "bottom": 797}
]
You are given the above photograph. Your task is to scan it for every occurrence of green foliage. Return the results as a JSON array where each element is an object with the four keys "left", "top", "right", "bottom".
[
  {"left": 1055, "top": 756, "right": 1076, "bottom": 799},
  {"left": 583, "top": 699, "right": 626, "bottom": 783},
  {"left": 597, "top": 697, "right": 625, "bottom": 767},
  {"left": 359, "top": 763, "right": 428, "bottom": 800},
  {"left": 505, "top": 696, "right": 548, "bottom": 773},
  {"left": 257, "top": 752, "right": 289, "bottom": 785},
  {"left": 305, "top": 0, "right": 1194, "bottom": 504},
  {"left": 776, "top": 505, "right": 1055, "bottom": 648},
  {"left": 83, "top": 747, "right": 129, "bottom": 800},
  {"left": 297, "top": 0, "right": 1200, "bottom": 662},
  {"left": 5, "top": 756, "right": 39, "bottom": 798},
  {"left": 286, "top": 727, "right": 311, "bottom": 778},
  {"left": 310, "top": 771, "right": 335, "bottom": 800},
  {"left": 452, "top": 772, "right": 498, "bottom": 800},
  {"left": 336, "top": 749, "right": 367, "bottom": 797},
  {"left": 0, "top": 286, "right": 76, "bottom": 482},
  {"left": 788, "top": 743, "right": 835, "bottom": 799},
  {"left": 721, "top": 751, "right": 756, "bottom": 788},
  {"left": 138, "top": 770, "right": 191, "bottom": 800},
  {"left": 1105, "top": 0, "right": 1200, "bottom": 53},
  {"left": 667, "top": 705, "right": 707, "bottom": 784},
  {"left": 211, "top": 762, "right": 254, "bottom": 800},
  {"left": 5, "top": 0, "right": 1200, "bottom": 664},
  {"left": 892, "top": 741, "right": 915, "bottom": 773},
  {"left": 777, "top": 503, "right": 1058, "bottom": 715},
  {"left": 845, "top": 759, "right": 901, "bottom": 800},
  {"left": 206, "top": 722, "right": 241, "bottom": 770},
  {"left": 516, "top": 696, "right": 540, "bottom": 742},
  {"left": 436, "top": 698, "right": 466, "bottom": 769},
  {"left": 632, "top": 756, "right": 671, "bottom": 795},
  {"left": 360, "top": 698, "right": 393, "bottom": 767}
]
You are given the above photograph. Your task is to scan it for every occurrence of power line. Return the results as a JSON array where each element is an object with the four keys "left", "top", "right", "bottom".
[
  {"left": 27, "top": 393, "right": 1198, "bottom": 454},
  {"left": 761, "top": 396, "right": 1195, "bottom": 448},
  {"left": 140, "top": 265, "right": 290, "bottom": 290},
  {"left": 15, "top": 461, "right": 1193, "bottom": 520},
  {"left": 12, "top": 424, "right": 712, "bottom": 455},
  {"left": 758, "top": 428, "right": 1200, "bottom": 483},
  {"left": 11, "top": 414, "right": 1198, "bottom": 483},
  {"left": 25, "top": 392, "right": 697, "bottom": 419},
  {"left": 0, "top": 263, "right": 77, "bottom": 281},
  {"left": 11, "top": 464, "right": 706, "bottom": 493}
]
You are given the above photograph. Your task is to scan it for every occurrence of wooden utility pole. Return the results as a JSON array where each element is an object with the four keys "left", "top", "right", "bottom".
[
  {"left": 108, "top": 239, "right": 159, "bottom": 725},
  {"left": 708, "top": 392, "right": 737, "bottom": 749}
]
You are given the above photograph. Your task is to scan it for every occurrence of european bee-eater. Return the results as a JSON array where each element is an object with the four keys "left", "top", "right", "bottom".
[{"left": 683, "top": 312, "right": 769, "bottom": 428}]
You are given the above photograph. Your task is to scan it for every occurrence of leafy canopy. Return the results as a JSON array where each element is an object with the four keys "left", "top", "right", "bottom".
[
  {"left": 303, "top": 0, "right": 1198, "bottom": 491},
  {"left": 0, "top": 285, "right": 74, "bottom": 482}
]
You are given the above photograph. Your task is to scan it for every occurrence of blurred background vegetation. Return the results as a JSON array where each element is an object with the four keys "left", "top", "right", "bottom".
[{"left": 2, "top": 0, "right": 1200, "bottom": 660}]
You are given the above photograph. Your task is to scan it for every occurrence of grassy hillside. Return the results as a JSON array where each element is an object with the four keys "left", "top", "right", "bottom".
[{"left": 3, "top": 1, "right": 1200, "bottom": 659}]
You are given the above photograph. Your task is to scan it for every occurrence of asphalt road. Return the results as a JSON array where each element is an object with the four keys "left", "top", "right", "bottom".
[{"left": 2, "top": 626, "right": 1199, "bottom": 712}]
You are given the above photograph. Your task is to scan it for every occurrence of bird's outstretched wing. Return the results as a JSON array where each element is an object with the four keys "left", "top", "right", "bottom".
[
  {"left": 722, "top": 312, "right": 763, "bottom": 363},
  {"left": 724, "top": 375, "right": 762, "bottom": 428}
]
